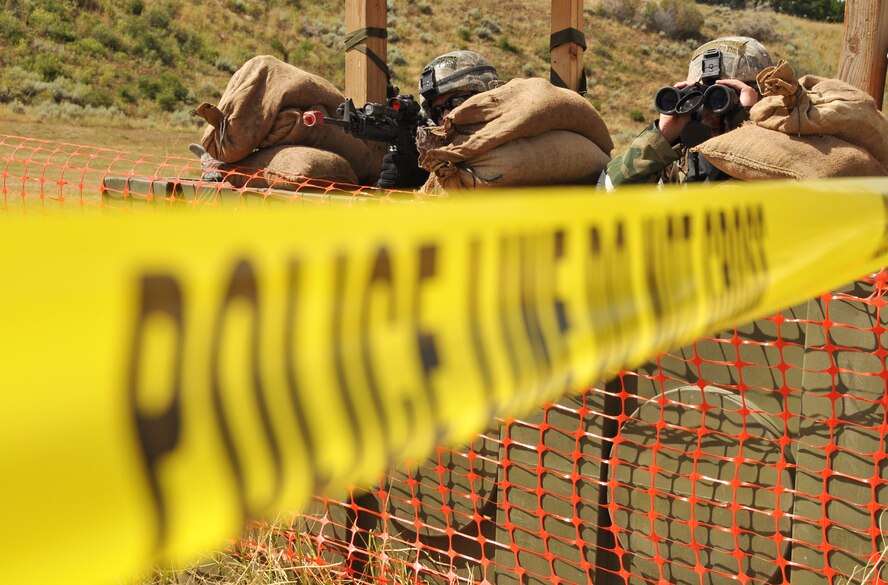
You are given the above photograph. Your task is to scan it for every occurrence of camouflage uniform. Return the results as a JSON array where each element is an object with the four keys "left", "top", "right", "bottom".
[
  {"left": 605, "top": 37, "right": 773, "bottom": 189},
  {"left": 605, "top": 122, "right": 683, "bottom": 186}
]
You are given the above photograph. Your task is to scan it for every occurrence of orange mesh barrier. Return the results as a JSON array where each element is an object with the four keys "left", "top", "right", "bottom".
[
  {"left": 260, "top": 280, "right": 888, "bottom": 585},
  {"left": 5, "top": 134, "right": 888, "bottom": 584},
  {"left": 0, "top": 134, "right": 420, "bottom": 211}
]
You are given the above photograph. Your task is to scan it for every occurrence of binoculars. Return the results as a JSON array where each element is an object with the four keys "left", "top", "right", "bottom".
[{"left": 654, "top": 83, "right": 740, "bottom": 116}]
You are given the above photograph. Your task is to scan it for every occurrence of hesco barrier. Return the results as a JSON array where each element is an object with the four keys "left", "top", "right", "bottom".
[{"left": 3, "top": 134, "right": 888, "bottom": 585}]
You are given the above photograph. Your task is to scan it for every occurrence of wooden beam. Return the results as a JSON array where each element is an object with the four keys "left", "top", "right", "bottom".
[
  {"left": 550, "top": 0, "right": 585, "bottom": 93},
  {"left": 345, "top": 0, "right": 388, "bottom": 107},
  {"left": 837, "top": 0, "right": 888, "bottom": 109},
  {"left": 345, "top": 0, "right": 388, "bottom": 178}
]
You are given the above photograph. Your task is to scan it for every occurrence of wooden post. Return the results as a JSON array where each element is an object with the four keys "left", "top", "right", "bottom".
[
  {"left": 550, "top": 0, "right": 586, "bottom": 94},
  {"left": 344, "top": 0, "right": 388, "bottom": 178},
  {"left": 345, "top": 0, "right": 388, "bottom": 106},
  {"left": 837, "top": 0, "right": 888, "bottom": 109}
]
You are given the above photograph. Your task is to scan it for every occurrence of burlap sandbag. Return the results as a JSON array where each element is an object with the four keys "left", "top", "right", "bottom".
[
  {"left": 221, "top": 145, "right": 359, "bottom": 190},
  {"left": 417, "top": 77, "right": 613, "bottom": 171},
  {"left": 422, "top": 130, "right": 609, "bottom": 192},
  {"left": 419, "top": 173, "right": 448, "bottom": 195},
  {"left": 193, "top": 55, "right": 376, "bottom": 184},
  {"left": 752, "top": 60, "right": 888, "bottom": 167},
  {"left": 693, "top": 123, "right": 888, "bottom": 180}
]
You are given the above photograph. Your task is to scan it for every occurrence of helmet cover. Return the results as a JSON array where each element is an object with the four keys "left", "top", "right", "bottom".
[{"left": 687, "top": 36, "right": 773, "bottom": 84}]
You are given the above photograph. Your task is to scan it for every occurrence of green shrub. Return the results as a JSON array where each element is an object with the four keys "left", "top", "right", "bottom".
[
  {"left": 643, "top": 0, "right": 703, "bottom": 39},
  {"left": 83, "top": 88, "right": 115, "bottom": 109},
  {"left": 289, "top": 39, "right": 315, "bottom": 64},
  {"left": 629, "top": 108, "right": 645, "bottom": 122},
  {"left": 28, "top": 7, "right": 76, "bottom": 43},
  {"left": 133, "top": 27, "right": 178, "bottom": 65},
  {"left": 94, "top": 27, "right": 126, "bottom": 52},
  {"left": 389, "top": 48, "right": 407, "bottom": 66},
  {"left": 215, "top": 57, "right": 239, "bottom": 74},
  {"left": 119, "top": 86, "right": 139, "bottom": 104},
  {"left": 138, "top": 78, "right": 161, "bottom": 100},
  {"left": 480, "top": 18, "right": 501, "bottom": 33},
  {"left": 73, "top": 37, "right": 105, "bottom": 56},
  {"left": 0, "top": 67, "right": 41, "bottom": 104},
  {"left": 457, "top": 27, "right": 471, "bottom": 41},
  {"left": 474, "top": 26, "right": 494, "bottom": 40},
  {"left": 127, "top": 0, "right": 145, "bottom": 16},
  {"left": 158, "top": 73, "right": 188, "bottom": 102},
  {"left": 497, "top": 36, "right": 521, "bottom": 54},
  {"left": 0, "top": 13, "right": 27, "bottom": 44},
  {"left": 145, "top": 6, "right": 172, "bottom": 29},
  {"left": 34, "top": 52, "right": 66, "bottom": 81},
  {"left": 734, "top": 7, "right": 780, "bottom": 42},
  {"left": 270, "top": 37, "right": 288, "bottom": 60},
  {"left": 599, "top": 0, "right": 638, "bottom": 22}
]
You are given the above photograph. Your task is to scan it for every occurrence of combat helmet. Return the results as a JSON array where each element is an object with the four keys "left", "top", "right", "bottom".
[
  {"left": 687, "top": 36, "right": 773, "bottom": 84},
  {"left": 418, "top": 50, "right": 499, "bottom": 118}
]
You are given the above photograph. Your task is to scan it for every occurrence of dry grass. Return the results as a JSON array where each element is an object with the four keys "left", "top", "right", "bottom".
[
  {"left": 0, "top": 105, "right": 203, "bottom": 158},
  {"left": 133, "top": 514, "right": 420, "bottom": 585}
]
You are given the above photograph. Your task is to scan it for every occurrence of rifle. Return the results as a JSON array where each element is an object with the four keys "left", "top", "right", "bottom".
[{"left": 303, "top": 95, "right": 424, "bottom": 155}]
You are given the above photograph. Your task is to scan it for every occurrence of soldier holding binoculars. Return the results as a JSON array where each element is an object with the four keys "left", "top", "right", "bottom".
[{"left": 603, "top": 36, "right": 773, "bottom": 190}]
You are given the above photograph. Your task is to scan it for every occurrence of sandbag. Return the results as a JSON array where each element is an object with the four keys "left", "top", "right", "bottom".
[
  {"left": 693, "top": 124, "right": 888, "bottom": 180},
  {"left": 221, "top": 145, "right": 359, "bottom": 190},
  {"left": 418, "top": 173, "right": 448, "bottom": 195},
  {"left": 417, "top": 77, "right": 613, "bottom": 169},
  {"left": 752, "top": 60, "right": 888, "bottom": 167},
  {"left": 423, "top": 130, "right": 610, "bottom": 192},
  {"left": 194, "top": 55, "right": 376, "bottom": 184}
]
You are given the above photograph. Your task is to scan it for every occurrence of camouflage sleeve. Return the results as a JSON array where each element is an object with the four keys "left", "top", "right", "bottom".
[{"left": 605, "top": 123, "right": 680, "bottom": 188}]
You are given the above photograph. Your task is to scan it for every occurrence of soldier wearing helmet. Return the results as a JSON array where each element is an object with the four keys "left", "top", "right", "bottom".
[
  {"left": 603, "top": 36, "right": 774, "bottom": 190},
  {"left": 417, "top": 50, "right": 501, "bottom": 125},
  {"left": 375, "top": 50, "right": 501, "bottom": 189}
]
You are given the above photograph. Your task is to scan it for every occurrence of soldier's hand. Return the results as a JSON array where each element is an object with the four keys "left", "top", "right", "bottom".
[
  {"left": 714, "top": 79, "right": 759, "bottom": 107},
  {"left": 658, "top": 113, "right": 690, "bottom": 144},
  {"left": 374, "top": 147, "right": 429, "bottom": 190},
  {"left": 657, "top": 80, "right": 693, "bottom": 144}
]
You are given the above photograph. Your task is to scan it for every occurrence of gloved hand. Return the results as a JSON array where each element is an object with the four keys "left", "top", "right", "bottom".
[{"left": 374, "top": 146, "right": 430, "bottom": 190}]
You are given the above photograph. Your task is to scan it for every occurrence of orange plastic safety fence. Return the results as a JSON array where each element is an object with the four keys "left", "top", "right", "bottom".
[
  {"left": 0, "top": 134, "right": 420, "bottom": 211},
  {"left": 6, "top": 133, "right": 888, "bottom": 584},
  {"left": 261, "top": 271, "right": 888, "bottom": 585}
]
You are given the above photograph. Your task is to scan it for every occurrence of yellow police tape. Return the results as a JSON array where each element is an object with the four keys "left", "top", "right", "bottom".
[{"left": 1, "top": 177, "right": 887, "bottom": 584}]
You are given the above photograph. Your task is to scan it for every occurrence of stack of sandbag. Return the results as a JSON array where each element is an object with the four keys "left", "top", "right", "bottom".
[
  {"left": 193, "top": 55, "right": 376, "bottom": 188},
  {"left": 417, "top": 78, "right": 614, "bottom": 193},
  {"left": 692, "top": 60, "right": 888, "bottom": 179}
]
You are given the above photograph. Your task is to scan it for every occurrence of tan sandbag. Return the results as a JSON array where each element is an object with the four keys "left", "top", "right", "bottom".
[
  {"left": 418, "top": 173, "right": 448, "bottom": 196},
  {"left": 693, "top": 124, "right": 888, "bottom": 180},
  {"left": 417, "top": 78, "right": 613, "bottom": 169},
  {"left": 428, "top": 130, "right": 610, "bottom": 192},
  {"left": 752, "top": 60, "right": 888, "bottom": 167},
  {"left": 194, "top": 55, "right": 376, "bottom": 184},
  {"left": 221, "top": 145, "right": 359, "bottom": 190}
]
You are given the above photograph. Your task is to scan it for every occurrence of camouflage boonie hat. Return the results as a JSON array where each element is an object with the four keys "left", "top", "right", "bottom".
[
  {"left": 687, "top": 37, "right": 773, "bottom": 84},
  {"left": 418, "top": 50, "right": 499, "bottom": 115}
]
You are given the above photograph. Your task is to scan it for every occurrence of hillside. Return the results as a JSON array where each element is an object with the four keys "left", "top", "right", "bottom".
[{"left": 0, "top": 0, "right": 858, "bottom": 155}]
